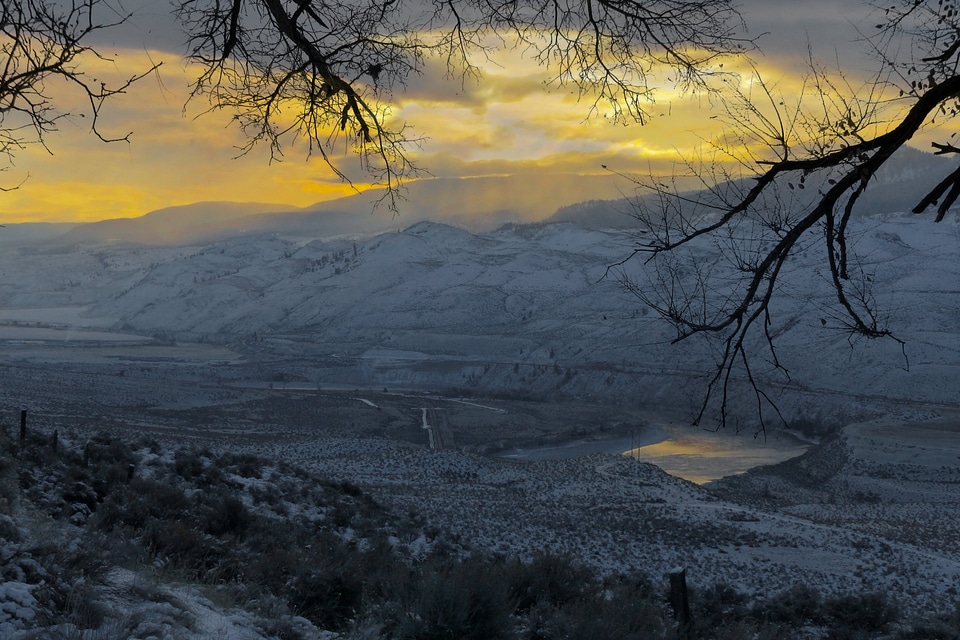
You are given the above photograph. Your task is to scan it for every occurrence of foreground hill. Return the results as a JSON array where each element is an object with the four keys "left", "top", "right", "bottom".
[{"left": 2, "top": 399, "right": 959, "bottom": 638}]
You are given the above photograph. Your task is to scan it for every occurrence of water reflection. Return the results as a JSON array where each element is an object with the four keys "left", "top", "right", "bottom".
[
  {"left": 499, "top": 426, "right": 811, "bottom": 484},
  {"left": 625, "top": 430, "right": 811, "bottom": 484}
]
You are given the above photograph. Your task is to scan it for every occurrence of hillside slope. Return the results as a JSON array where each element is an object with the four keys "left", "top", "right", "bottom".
[{"left": 3, "top": 214, "right": 957, "bottom": 425}]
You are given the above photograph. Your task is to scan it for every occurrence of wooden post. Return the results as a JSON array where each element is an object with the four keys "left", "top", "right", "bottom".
[
  {"left": 668, "top": 567, "right": 691, "bottom": 628},
  {"left": 19, "top": 410, "right": 26, "bottom": 444},
  {"left": 127, "top": 463, "right": 136, "bottom": 482},
  {"left": 51, "top": 430, "right": 58, "bottom": 453}
]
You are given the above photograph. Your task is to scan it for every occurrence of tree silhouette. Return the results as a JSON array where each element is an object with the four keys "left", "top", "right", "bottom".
[
  {"left": 0, "top": 0, "right": 157, "bottom": 186},
  {"left": 174, "top": 0, "right": 748, "bottom": 207},
  {"left": 618, "top": 0, "right": 960, "bottom": 431},
  {"left": 0, "top": 1, "right": 748, "bottom": 196}
]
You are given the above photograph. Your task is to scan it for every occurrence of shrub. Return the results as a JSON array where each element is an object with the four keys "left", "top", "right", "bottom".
[
  {"left": 93, "top": 478, "right": 190, "bottom": 531},
  {"left": 61, "top": 580, "right": 108, "bottom": 631},
  {"left": 898, "top": 602, "right": 960, "bottom": 639},
  {"left": 174, "top": 448, "right": 210, "bottom": 480},
  {"left": 504, "top": 553, "right": 597, "bottom": 614},
  {"left": 339, "top": 480, "right": 364, "bottom": 497},
  {"left": 754, "top": 583, "right": 822, "bottom": 626},
  {"left": 198, "top": 491, "right": 250, "bottom": 537},
  {"left": 60, "top": 478, "right": 98, "bottom": 511},
  {"left": 689, "top": 582, "right": 749, "bottom": 634},
  {"left": 512, "top": 573, "right": 665, "bottom": 640},
  {"left": 217, "top": 452, "right": 264, "bottom": 479},
  {"left": 824, "top": 591, "right": 899, "bottom": 639},
  {"left": 288, "top": 566, "right": 364, "bottom": 631},
  {"left": 143, "top": 519, "right": 203, "bottom": 558},
  {"left": 245, "top": 547, "right": 302, "bottom": 593},
  {"left": 392, "top": 557, "right": 513, "bottom": 640}
]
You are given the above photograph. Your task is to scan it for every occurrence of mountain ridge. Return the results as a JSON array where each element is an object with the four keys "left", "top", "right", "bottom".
[
  {"left": 50, "top": 201, "right": 299, "bottom": 246},
  {"left": 37, "top": 174, "right": 626, "bottom": 246},
  {"left": 9, "top": 147, "right": 955, "bottom": 246},
  {"left": 548, "top": 145, "right": 958, "bottom": 229}
]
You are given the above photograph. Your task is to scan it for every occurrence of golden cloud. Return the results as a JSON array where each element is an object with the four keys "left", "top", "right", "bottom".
[{"left": 0, "top": 32, "right": 898, "bottom": 224}]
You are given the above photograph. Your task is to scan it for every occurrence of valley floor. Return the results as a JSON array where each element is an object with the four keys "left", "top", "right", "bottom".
[
  {"left": 0, "top": 353, "right": 959, "bottom": 635},
  {"left": 257, "top": 415, "right": 960, "bottom": 618}
]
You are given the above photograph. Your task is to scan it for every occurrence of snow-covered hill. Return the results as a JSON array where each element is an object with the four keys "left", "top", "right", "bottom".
[{"left": 1, "top": 211, "right": 957, "bottom": 427}]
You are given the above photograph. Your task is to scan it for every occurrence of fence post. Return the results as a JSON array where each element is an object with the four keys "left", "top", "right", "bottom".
[{"left": 668, "top": 567, "right": 691, "bottom": 629}]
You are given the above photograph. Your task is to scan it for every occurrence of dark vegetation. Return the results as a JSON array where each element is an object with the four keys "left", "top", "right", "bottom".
[{"left": 1, "top": 427, "right": 958, "bottom": 639}]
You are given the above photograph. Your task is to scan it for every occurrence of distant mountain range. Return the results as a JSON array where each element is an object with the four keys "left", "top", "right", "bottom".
[
  {"left": 4, "top": 146, "right": 958, "bottom": 246},
  {"left": 29, "top": 174, "right": 625, "bottom": 247},
  {"left": 52, "top": 202, "right": 293, "bottom": 246},
  {"left": 0, "top": 222, "right": 78, "bottom": 246},
  {"left": 548, "top": 145, "right": 959, "bottom": 229}
]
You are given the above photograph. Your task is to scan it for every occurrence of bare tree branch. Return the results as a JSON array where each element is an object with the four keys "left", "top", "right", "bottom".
[
  {"left": 0, "top": 0, "right": 158, "bottom": 182},
  {"left": 618, "top": 2, "right": 960, "bottom": 432},
  {"left": 175, "top": 0, "right": 750, "bottom": 208}
]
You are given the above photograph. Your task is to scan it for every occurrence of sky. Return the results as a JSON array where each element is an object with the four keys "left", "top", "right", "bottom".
[{"left": 0, "top": 0, "right": 897, "bottom": 223}]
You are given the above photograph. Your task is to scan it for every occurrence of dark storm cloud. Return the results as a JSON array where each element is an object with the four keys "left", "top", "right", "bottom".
[
  {"left": 83, "top": 1, "right": 185, "bottom": 53},
  {"left": 96, "top": 1, "right": 872, "bottom": 63},
  {"left": 740, "top": 0, "right": 875, "bottom": 67}
]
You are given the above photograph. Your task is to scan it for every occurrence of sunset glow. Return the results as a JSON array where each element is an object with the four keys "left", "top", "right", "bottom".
[
  {"left": 0, "top": 47, "right": 790, "bottom": 223},
  {"left": 0, "top": 1, "right": 916, "bottom": 224}
]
